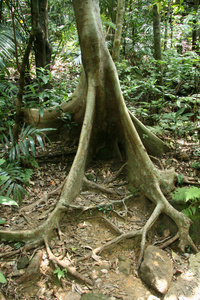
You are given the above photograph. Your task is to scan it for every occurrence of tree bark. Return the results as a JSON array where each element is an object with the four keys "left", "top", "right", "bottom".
[
  {"left": 31, "top": 0, "right": 52, "bottom": 73},
  {"left": 112, "top": 0, "right": 125, "bottom": 61}
]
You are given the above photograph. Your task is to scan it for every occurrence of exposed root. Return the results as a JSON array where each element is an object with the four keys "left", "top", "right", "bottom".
[
  {"left": 0, "top": 239, "right": 43, "bottom": 259},
  {"left": 16, "top": 250, "right": 43, "bottom": 283},
  {"left": 83, "top": 177, "right": 118, "bottom": 195},
  {"left": 19, "top": 192, "right": 49, "bottom": 213},
  {"left": 182, "top": 176, "right": 200, "bottom": 186},
  {"left": 106, "top": 162, "right": 127, "bottom": 183},
  {"left": 19, "top": 181, "right": 65, "bottom": 213},
  {"left": 136, "top": 202, "right": 164, "bottom": 269},
  {"left": 0, "top": 205, "right": 66, "bottom": 242},
  {"left": 44, "top": 239, "right": 93, "bottom": 286},
  {"left": 101, "top": 215, "right": 123, "bottom": 235},
  {"left": 159, "top": 233, "right": 179, "bottom": 249}
]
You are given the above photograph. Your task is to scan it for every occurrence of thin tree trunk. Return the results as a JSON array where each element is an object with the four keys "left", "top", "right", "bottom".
[
  {"left": 164, "top": 1, "right": 171, "bottom": 51},
  {"left": 11, "top": 0, "right": 20, "bottom": 72},
  {"left": 13, "top": 31, "right": 35, "bottom": 143},
  {"left": 112, "top": 0, "right": 125, "bottom": 61},
  {"left": 31, "top": 0, "right": 52, "bottom": 73},
  {"left": 153, "top": 4, "right": 163, "bottom": 85},
  {"left": 192, "top": 0, "right": 199, "bottom": 52}
]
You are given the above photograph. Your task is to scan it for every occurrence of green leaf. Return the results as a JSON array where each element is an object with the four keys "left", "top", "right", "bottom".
[
  {"left": 39, "top": 106, "right": 44, "bottom": 118},
  {"left": 27, "top": 135, "right": 36, "bottom": 156},
  {"left": 18, "top": 141, "right": 28, "bottom": 157},
  {"left": 0, "top": 195, "right": 18, "bottom": 206},
  {"left": 0, "top": 218, "right": 6, "bottom": 224},
  {"left": 35, "top": 134, "right": 44, "bottom": 151},
  {"left": 0, "top": 272, "right": 7, "bottom": 283},
  {"left": 0, "top": 159, "right": 6, "bottom": 166},
  {"left": 54, "top": 267, "right": 67, "bottom": 280}
]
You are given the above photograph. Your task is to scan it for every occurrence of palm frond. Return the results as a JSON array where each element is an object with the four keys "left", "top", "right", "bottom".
[{"left": 0, "top": 25, "right": 16, "bottom": 63}]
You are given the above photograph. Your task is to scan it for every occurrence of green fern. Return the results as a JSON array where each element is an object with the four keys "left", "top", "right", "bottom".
[
  {"left": 0, "top": 24, "right": 17, "bottom": 69},
  {"left": 0, "top": 160, "right": 32, "bottom": 203},
  {"left": 171, "top": 186, "right": 200, "bottom": 219},
  {"left": 0, "top": 124, "right": 54, "bottom": 162},
  {"left": 171, "top": 187, "right": 200, "bottom": 203}
]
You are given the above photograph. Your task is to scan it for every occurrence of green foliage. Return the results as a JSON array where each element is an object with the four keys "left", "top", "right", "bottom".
[
  {"left": 0, "top": 124, "right": 53, "bottom": 163},
  {"left": 0, "top": 272, "right": 7, "bottom": 284},
  {"left": 163, "top": 50, "right": 200, "bottom": 95},
  {"left": 191, "top": 160, "right": 200, "bottom": 170},
  {"left": 0, "top": 195, "right": 19, "bottom": 206},
  {"left": 24, "top": 66, "right": 78, "bottom": 111},
  {"left": 0, "top": 24, "right": 16, "bottom": 69},
  {"left": 0, "top": 159, "right": 19, "bottom": 225},
  {"left": 54, "top": 267, "right": 68, "bottom": 280},
  {"left": 0, "top": 160, "right": 32, "bottom": 203},
  {"left": 0, "top": 124, "right": 54, "bottom": 203},
  {"left": 171, "top": 186, "right": 200, "bottom": 219},
  {"left": 98, "top": 204, "right": 112, "bottom": 214},
  {"left": 171, "top": 187, "right": 200, "bottom": 203}
]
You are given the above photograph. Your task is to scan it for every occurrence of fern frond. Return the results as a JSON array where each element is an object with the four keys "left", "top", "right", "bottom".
[{"left": 171, "top": 186, "right": 200, "bottom": 203}]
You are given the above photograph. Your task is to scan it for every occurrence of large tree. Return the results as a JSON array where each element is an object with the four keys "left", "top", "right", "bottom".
[{"left": 0, "top": 0, "right": 198, "bottom": 282}]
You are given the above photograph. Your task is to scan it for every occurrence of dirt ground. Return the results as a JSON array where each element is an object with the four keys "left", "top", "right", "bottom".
[{"left": 0, "top": 136, "right": 200, "bottom": 299}]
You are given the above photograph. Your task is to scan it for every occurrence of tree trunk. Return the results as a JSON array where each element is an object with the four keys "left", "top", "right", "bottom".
[
  {"left": 192, "top": 0, "right": 199, "bottom": 52},
  {"left": 153, "top": 4, "right": 163, "bottom": 85},
  {"left": 164, "top": 0, "right": 172, "bottom": 51},
  {"left": 31, "top": 0, "right": 52, "bottom": 73},
  {"left": 112, "top": 0, "right": 125, "bottom": 61},
  {"left": 1, "top": 0, "right": 197, "bottom": 272},
  {"left": 13, "top": 31, "right": 35, "bottom": 143},
  {"left": 0, "top": 0, "right": 3, "bottom": 22}
]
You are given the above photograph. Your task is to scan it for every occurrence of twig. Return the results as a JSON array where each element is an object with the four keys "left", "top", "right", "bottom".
[
  {"left": 44, "top": 239, "right": 93, "bottom": 286},
  {"left": 106, "top": 162, "right": 127, "bottom": 183},
  {"left": 159, "top": 233, "right": 179, "bottom": 249},
  {"left": 83, "top": 177, "right": 118, "bottom": 195},
  {"left": 101, "top": 216, "right": 123, "bottom": 235},
  {"left": 0, "top": 239, "right": 43, "bottom": 259}
]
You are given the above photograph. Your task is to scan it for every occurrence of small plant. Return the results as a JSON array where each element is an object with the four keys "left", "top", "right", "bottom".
[
  {"left": 98, "top": 204, "right": 112, "bottom": 214},
  {"left": 171, "top": 186, "right": 200, "bottom": 219},
  {"left": 191, "top": 160, "right": 200, "bottom": 170},
  {"left": 54, "top": 267, "right": 68, "bottom": 280}
]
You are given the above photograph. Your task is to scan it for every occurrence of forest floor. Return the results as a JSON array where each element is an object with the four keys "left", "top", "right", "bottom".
[
  {"left": 1, "top": 59, "right": 200, "bottom": 299},
  {"left": 0, "top": 133, "right": 200, "bottom": 300}
]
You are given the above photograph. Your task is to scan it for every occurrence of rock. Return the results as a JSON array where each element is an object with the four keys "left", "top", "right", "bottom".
[
  {"left": 189, "top": 252, "right": 200, "bottom": 275},
  {"left": 17, "top": 255, "right": 29, "bottom": 269},
  {"left": 61, "top": 291, "right": 81, "bottom": 300},
  {"left": 118, "top": 259, "right": 132, "bottom": 275},
  {"left": 164, "top": 252, "right": 200, "bottom": 299},
  {"left": 81, "top": 293, "right": 110, "bottom": 300},
  {"left": 139, "top": 245, "right": 173, "bottom": 294}
]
